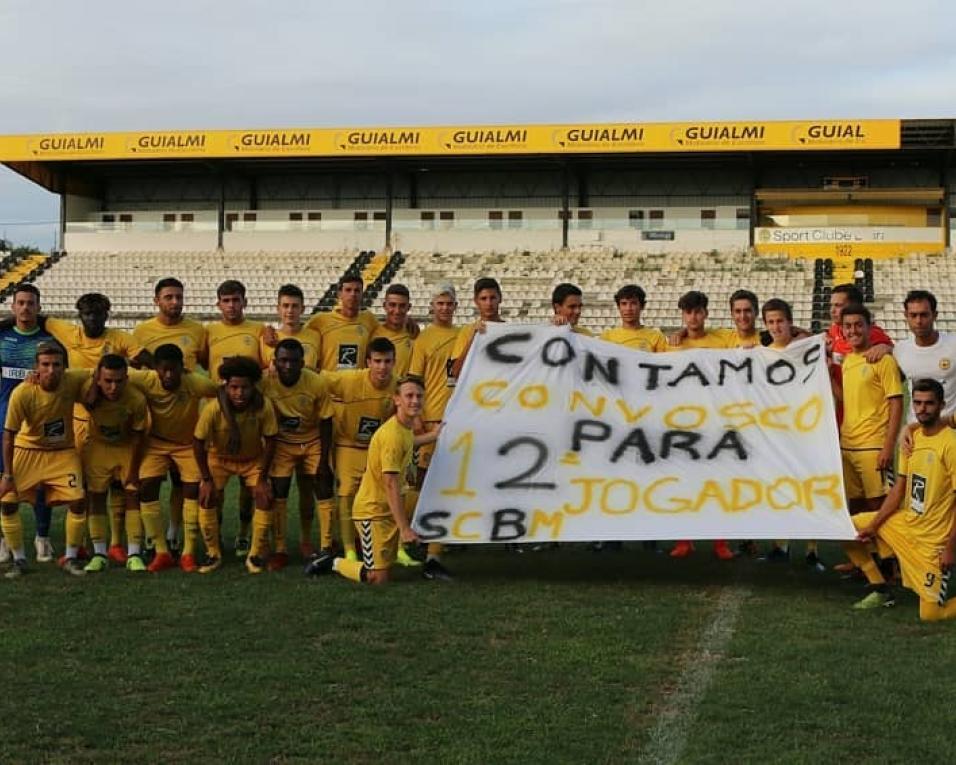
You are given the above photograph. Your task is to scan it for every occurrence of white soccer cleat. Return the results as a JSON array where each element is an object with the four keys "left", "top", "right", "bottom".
[{"left": 34, "top": 536, "right": 55, "bottom": 563}]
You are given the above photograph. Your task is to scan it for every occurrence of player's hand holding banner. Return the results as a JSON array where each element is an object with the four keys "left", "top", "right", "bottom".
[{"left": 413, "top": 325, "right": 855, "bottom": 544}]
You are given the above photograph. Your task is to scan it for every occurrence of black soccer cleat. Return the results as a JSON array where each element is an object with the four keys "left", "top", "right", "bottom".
[
  {"left": 422, "top": 558, "right": 454, "bottom": 582},
  {"left": 304, "top": 551, "right": 335, "bottom": 577}
]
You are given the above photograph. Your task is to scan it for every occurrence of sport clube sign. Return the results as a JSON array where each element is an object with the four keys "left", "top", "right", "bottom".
[{"left": 413, "top": 326, "right": 855, "bottom": 544}]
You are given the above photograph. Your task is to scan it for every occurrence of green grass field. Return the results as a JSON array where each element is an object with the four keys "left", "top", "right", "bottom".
[{"left": 3, "top": 489, "right": 956, "bottom": 764}]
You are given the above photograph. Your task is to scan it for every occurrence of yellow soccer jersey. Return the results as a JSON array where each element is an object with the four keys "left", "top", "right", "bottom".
[
  {"left": 840, "top": 353, "right": 903, "bottom": 449},
  {"left": 194, "top": 398, "right": 278, "bottom": 461},
  {"left": 45, "top": 317, "right": 143, "bottom": 369},
  {"left": 306, "top": 309, "right": 378, "bottom": 371},
  {"left": 352, "top": 415, "right": 414, "bottom": 522},
  {"left": 205, "top": 319, "right": 265, "bottom": 383},
  {"left": 325, "top": 369, "right": 396, "bottom": 448},
  {"left": 715, "top": 327, "right": 760, "bottom": 348},
  {"left": 129, "top": 370, "right": 219, "bottom": 445},
  {"left": 668, "top": 329, "right": 735, "bottom": 351},
  {"left": 261, "top": 368, "right": 332, "bottom": 444},
  {"left": 81, "top": 380, "right": 148, "bottom": 446},
  {"left": 260, "top": 327, "right": 321, "bottom": 370},
  {"left": 898, "top": 428, "right": 956, "bottom": 550},
  {"left": 571, "top": 325, "right": 593, "bottom": 336},
  {"left": 600, "top": 326, "right": 668, "bottom": 352},
  {"left": 133, "top": 317, "right": 207, "bottom": 371},
  {"left": 450, "top": 321, "right": 478, "bottom": 363},
  {"left": 4, "top": 370, "right": 89, "bottom": 449},
  {"left": 371, "top": 324, "right": 414, "bottom": 378},
  {"left": 409, "top": 323, "right": 460, "bottom": 421}
]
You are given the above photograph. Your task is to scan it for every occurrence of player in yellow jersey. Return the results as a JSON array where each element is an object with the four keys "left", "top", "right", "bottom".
[
  {"left": 206, "top": 279, "right": 268, "bottom": 557},
  {"left": 132, "top": 344, "right": 220, "bottom": 573},
  {"left": 370, "top": 284, "right": 415, "bottom": 377},
  {"left": 323, "top": 337, "right": 397, "bottom": 560},
  {"left": 407, "top": 282, "right": 459, "bottom": 579},
  {"left": 668, "top": 291, "right": 735, "bottom": 561},
  {"left": 839, "top": 303, "right": 904, "bottom": 514},
  {"left": 260, "top": 284, "right": 321, "bottom": 370},
  {"left": 306, "top": 274, "right": 379, "bottom": 372},
  {"left": 450, "top": 277, "right": 504, "bottom": 380},
  {"left": 262, "top": 338, "right": 332, "bottom": 568},
  {"left": 79, "top": 355, "right": 149, "bottom": 574},
  {"left": 194, "top": 357, "right": 278, "bottom": 574},
  {"left": 843, "top": 379, "right": 956, "bottom": 619},
  {"left": 600, "top": 284, "right": 668, "bottom": 352},
  {"left": 133, "top": 277, "right": 208, "bottom": 557},
  {"left": 551, "top": 283, "right": 592, "bottom": 336},
  {"left": 306, "top": 375, "right": 440, "bottom": 585},
  {"left": 0, "top": 343, "right": 88, "bottom": 578}
]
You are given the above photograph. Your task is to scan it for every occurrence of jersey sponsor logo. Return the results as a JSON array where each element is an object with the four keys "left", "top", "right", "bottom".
[
  {"left": 1, "top": 367, "right": 29, "bottom": 380},
  {"left": 911, "top": 473, "right": 927, "bottom": 515},
  {"left": 445, "top": 358, "right": 456, "bottom": 386},
  {"left": 357, "top": 416, "right": 381, "bottom": 442},
  {"left": 43, "top": 418, "right": 66, "bottom": 440},
  {"left": 99, "top": 424, "right": 122, "bottom": 440},
  {"left": 337, "top": 344, "right": 358, "bottom": 368},
  {"left": 280, "top": 416, "right": 301, "bottom": 432}
]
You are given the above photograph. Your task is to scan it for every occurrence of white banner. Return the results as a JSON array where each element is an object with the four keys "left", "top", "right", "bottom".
[{"left": 414, "top": 326, "right": 854, "bottom": 543}]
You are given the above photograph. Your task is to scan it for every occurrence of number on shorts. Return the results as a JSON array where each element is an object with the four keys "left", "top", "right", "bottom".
[
  {"left": 924, "top": 572, "right": 936, "bottom": 588},
  {"left": 67, "top": 473, "right": 78, "bottom": 488}
]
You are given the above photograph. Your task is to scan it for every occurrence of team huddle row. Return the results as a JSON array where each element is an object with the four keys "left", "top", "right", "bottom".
[{"left": 0, "top": 272, "right": 955, "bottom": 616}]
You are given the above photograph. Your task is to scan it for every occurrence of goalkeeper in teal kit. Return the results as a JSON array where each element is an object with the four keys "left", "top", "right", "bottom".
[{"left": 0, "top": 284, "right": 57, "bottom": 566}]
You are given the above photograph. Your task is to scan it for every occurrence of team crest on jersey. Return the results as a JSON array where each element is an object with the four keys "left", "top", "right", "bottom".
[
  {"left": 181, "top": 335, "right": 193, "bottom": 347},
  {"left": 338, "top": 344, "right": 359, "bottom": 368},
  {"left": 298, "top": 395, "right": 309, "bottom": 408},
  {"left": 941, "top": 359, "right": 951, "bottom": 371},
  {"left": 243, "top": 336, "right": 253, "bottom": 346},
  {"left": 280, "top": 416, "right": 300, "bottom": 432},
  {"left": 44, "top": 419, "right": 65, "bottom": 440},
  {"left": 357, "top": 416, "right": 381, "bottom": 441}
]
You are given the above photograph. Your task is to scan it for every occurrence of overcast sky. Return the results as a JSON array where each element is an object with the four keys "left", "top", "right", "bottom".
[{"left": 1, "top": 0, "right": 954, "bottom": 248}]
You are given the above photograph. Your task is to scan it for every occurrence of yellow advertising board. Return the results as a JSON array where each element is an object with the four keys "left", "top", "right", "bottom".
[{"left": 0, "top": 120, "right": 901, "bottom": 162}]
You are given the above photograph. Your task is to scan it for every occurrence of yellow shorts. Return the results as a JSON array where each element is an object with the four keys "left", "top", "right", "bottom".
[
  {"left": 335, "top": 445, "right": 368, "bottom": 497},
  {"left": 208, "top": 454, "right": 262, "bottom": 491},
  {"left": 841, "top": 449, "right": 887, "bottom": 500},
  {"left": 853, "top": 512, "right": 947, "bottom": 603},
  {"left": 3, "top": 447, "right": 84, "bottom": 506},
  {"left": 140, "top": 437, "right": 201, "bottom": 483},
  {"left": 271, "top": 439, "right": 322, "bottom": 479},
  {"left": 83, "top": 441, "right": 134, "bottom": 493},
  {"left": 355, "top": 515, "right": 398, "bottom": 571}
]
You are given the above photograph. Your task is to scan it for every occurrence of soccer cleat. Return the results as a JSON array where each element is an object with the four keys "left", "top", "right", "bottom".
[
  {"left": 303, "top": 551, "right": 335, "bottom": 577},
  {"left": 299, "top": 541, "right": 315, "bottom": 559},
  {"left": 61, "top": 557, "right": 87, "bottom": 577},
  {"left": 4, "top": 558, "right": 27, "bottom": 579},
  {"left": 0, "top": 537, "right": 10, "bottom": 564},
  {"left": 147, "top": 551, "right": 176, "bottom": 573},
  {"left": 34, "top": 536, "right": 54, "bottom": 563},
  {"left": 84, "top": 554, "right": 110, "bottom": 573},
  {"left": 126, "top": 555, "right": 147, "bottom": 573},
  {"left": 805, "top": 551, "right": 826, "bottom": 573},
  {"left": 713, "top": 540, "right": 735, "bottom": 561},
  {"left": 179, "top": 554, "right": 198, "bottom": 573},
  {"left": 737, "top": 540, "right": 759, "bottom": 558},
  {"left": 234, "top": 537, "right": 251, "bottom": 558},
  {"left": 670, "top": 541, "right": 694, "bottom": 558},
  {"left": 245, "top": 555, "right": 266, "bottom": 574},
  {"left": 422, "top": 558, "right": 454, "bottom": 582},
  {"left": 852, "top": 590, "right": 895, "bottom": 610},
  {"left": 198, "top": 555, "right": 222, "bottom": 574},
  {"left": 395, "top": 546, "right": 423, "bottom": 567},
  {"left": 107, "top": 545, "right": 128, "bottom": 565},
  {"left": 760, "top": 546, "right": 790, "bottom": 563},
  {"left": 267, "top": 551, "right": 289, "bottom": 572}
]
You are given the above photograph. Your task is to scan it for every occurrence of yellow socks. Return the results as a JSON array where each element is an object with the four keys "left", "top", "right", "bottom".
[
  {"left": 273, "top": 499, "right": 288, "bottom": 554},
  {"left": 251, "top": 508, "right": 272, "bottom": 559},
  {"left": 125, "top": 507, "right": 144, "bottom": 554},
  {"left": 338, "top": 495, "right": 355, "bottom": 555},
  {"left": 427, "top": 542, "right": 444, "bottom": 559},
  {"left": 843, "top": 542, "right": 886, "bottom": 584},
  {"left": 1, "top": 512, "right": 24, "bottom": 558},
  {"left": 333, "top": 556, "right": 364, "bottom": 583},
  {"left": 88, "top": 512, "right": 109, "bottom": 555},
  {"left": 66, "top": 509, "right": 87, "bottom": 556},
  {"left": 317, "top": 497, "right": 335, "bottom": 550},
  {"left": 140, "top": 500, "right": 168, "bottom": 554},
  {"left": 183, "top": 498, "right": 200, "bottom": 557},
  {"left": 108, "top": 491, "right": 125, "bottom": 548},
  {"left": 199, "top": 508, "right": 221, "bottom": 557}
]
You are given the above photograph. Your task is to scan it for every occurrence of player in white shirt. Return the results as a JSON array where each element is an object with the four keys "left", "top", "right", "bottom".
[{"left": 893, "top": 290, "right": 956, "bottom": 422}]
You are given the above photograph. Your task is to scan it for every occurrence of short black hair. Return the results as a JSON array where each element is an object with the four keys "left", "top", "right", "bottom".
[
  {"left": 13, "top": 283, "right": 40, "bottom": 301},
  {"left": 97, "top": 353, "right": 128, "bottom": 372},
  {"left": 367, "top": 337, "right": 396, "bottom": 358},
  {"left": 76, "top": 293, "right": 111, "bottom": 313},
  {"left": 678, "top": 291, "right": 708, "bottom": 311},
  {"left": 473, "top": 277, "right": 501, "bottom": 297},
  {"left": 903, "top": 289, "right": 938, "bottom": 313},
  {"left": 153, "top": 343, "right": 184, "bottom": 366},
  {"left": 385, "top": 283, "right": 410, "bottom": 300},
  {"left": 840, "top": 303, "right": 871, "bottom": 325},
  {"left": 217, "top": 280, "right": 246, "bottom": 299},
  {"left": 832, "top": 283, "right": 864, "bottom": 304},
  {"left": 761, "top": 298, "right": 793, "bottom": 323},
  {"left": 218, "top": 356, "right": 262, "bottom": 384},
  {"left": 275, "top": 337, "right": 304, "bottom": 357},
  {"left": 730, "top": 289, "right": 759, "bottom": 313},
  {"left": 278, "top": 284, "right": 305, "bottom": 303},
  {"left": 912, "top": 378, "right": 945, "bottom": 405},
  {"left": 35, "top": 341, "right": 65, "bottom": 362},
  {"left": 551, "top": 283, "right": 582, "bottom": 307},
  {"left": 155, "top": 277, "right": 184, "bottom": 296},
  {"left": 614, "top": 284, "right": 646, "bottom": 307},
  {"left": 396, "top": 374, "right": 425, "bottom": 391},
  {"left": 338, "top": 274, "right": 363, "bottom": 290}
]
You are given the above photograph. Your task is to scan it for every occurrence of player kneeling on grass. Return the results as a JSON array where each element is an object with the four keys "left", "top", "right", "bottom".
[
  {"left": 81, "top": 354, "right": 149, "bottom": 573},
  {"left": 0, "top": 342, "right": 89, "bottom": 578},
  {"left": 194, "top": 357, "right": 278, "bottom": 574},
  {"left": 305, "top": 376, "right": 439, "bottom": 585},
  {"left": 843, "top": 379, "right": 956, "bottom": 620}
]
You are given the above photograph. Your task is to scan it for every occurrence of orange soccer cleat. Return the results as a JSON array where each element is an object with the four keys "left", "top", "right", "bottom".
[
  {"left": 713, "top": 540, "right": 735, "bottom": 561},
  {"left": 179, "top": 554, "right": 198, "bottom": 573},
  {"left": 107, "top": 545, "right": 128, "bottom": 565},
  {"left": 147, "top": 551, "right": 176, "bottom": 573},
  {"left": 670, "top": 540, "right": 694, "bottom": 558}
]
